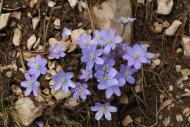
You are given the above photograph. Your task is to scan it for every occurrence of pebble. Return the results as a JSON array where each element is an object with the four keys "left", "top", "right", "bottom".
[
  {"left": 68, "top": 0, "right": 79, "bottom": 8},
  {"left": 32, "top": 17, "right": 40, "bottom": 30},
  {"left": 122, "top": 115, "right": 133, "bottom": 127},
  {"left": 176, "top": 114, "right": 183, "bottom": 122},
  {"left": 152, "top": 59, "right": 161, "bottom": 66},
  {"left": 176, "top": 48, "right": 183, "bottom": 53},
  {"left": 54, "top": 18, "right": 61, "bottom": 29},
  {"left": 71, "top": 29, "right": 86, "bottom": 43},
  {"left": 181, "top": 68, "right": 190, "bottom": 76},
  {"left": 30, "top": 0, "right": 38, "bottom": 8},
  {"left": 48, "top": 1, "right": 56, "bottom": 8},
  {"left": 182, "top": 107, "right": 190, "bottom": 117},
  {"left": 27, "top": 34, "right": 37, "bottom": 50},
  {"left": 156, "top": 0, "right": 173, "bottom": 15},
  {"left": 181, "top": 36, "right": 190, "bottom": 56},
  {"left": 175, "top": 65, "right": 182, "bottom": 73},
  {"left": 11, "top": 12, "right": 22, "bottom": 20},
  {"left": 0, "top": 13, "right": 11, "bottom": 30},
  {"left": 165, "top": 20, "right": 182, "bottom": 36},
  {"left": 13, "top": 28, "right": 22, "bottom": 46},
  {"left": 51, "top": 90, "right": 71, "bottom": 100},
  {"left": 168, "top": 85, "right": 174, "bottom": 91}
]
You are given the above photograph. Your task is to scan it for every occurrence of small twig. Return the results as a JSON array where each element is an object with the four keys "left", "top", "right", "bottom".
[
  {"left": 2, "top": 6, "right": 21, "bottom": 11},
  {"left": 84, "top": 0, "right": 95, "bottom": 32},
  {"left": 172, "top": 14, "right": 187, "bottom": 54}
]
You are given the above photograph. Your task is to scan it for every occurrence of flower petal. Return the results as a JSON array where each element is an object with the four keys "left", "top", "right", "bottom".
[
  {"left": 95, "top": 111, "right": 104, "bottom": 120},
  {"left": 105, "top": 111, "right": 112, "bottom": 120}
]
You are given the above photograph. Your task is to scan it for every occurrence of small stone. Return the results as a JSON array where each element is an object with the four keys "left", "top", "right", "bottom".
[
  {"left": 11, "top": 85, "right": 22, "bottom": 96},
  {"left": 156, "top": 0, "right": 173, "bottom": 15},
  {"left": 6, "top": 71, "right": 13, "bottom": 78},
  {"left": 56, "top": 65, "right": 63, "bottom": 72},
  {"left": 27, "top": 34, "right": 37, "bottom": 50},
  {"left": 13, "top": 28, "right": 22, "bottom": 46},
  {"left": 168, "top": 85, "right": 174, "bottom": 91},
  {"left": 15, "top": 97, "right": 42, "bottom": 126},
  {"left": 135, "top": 85, "right": 141, "bottom": 93},
  {"left": 64, "top": 97, "right": 79, "bottom": 107},
  {"left": 175, "top": 65, "right": 182, "bottom": 73},
  {"left": 176, "top": 48, "right": 183, "bottom": 53},
  {"left": 27, "top": 12, "right": 32, "bottom": 18},
  {"left": 11, "top": 12, "right": 22, "bottom": 20},
  {"left": 152, "top": 22, "right": 163, "bottom": 33},
  {"left": 0, "top": 13, "right": 11, "bottom": 30},
  {"left": 49, "top": 38, "right": 58, "bottom": 47},
  {"left": 181, "top": 68, "right": 190, "bottom": 76},
  {"left": 54, "top": 18, "right": 61, "bottom": 29},
  {"left": 51, "top": 90, "right": 71, "bottom": 100},
  {"left": 165, "top": 20, "right": 182, "bottom": 36},
  {"left": 47, "top": 69, "right": 56, "bottom": 76},
  {"left": 137, "top": 0, "right": 145, "bottom": 4},
  {"left": 32, "top": 17, "right": 40, "bottom": 30},
  {"left": 181, "top": 36, "right": 190, "bottom": 56},
  {"left": 71, "top": 29, "right": 86, "bottom": 43},
  {"left": 176, "top": 114, "right": 183, "bottom": 122},
  {"left": 48, "top": 61, "right": 56, "bottom": 70},
  {"left": 162, "top": 116, "right": 171, "bottom": 127},
  {"left": 68, "top": 0, "right": 79, "bottom": 8},
  {"left": 30, "top": 0, "right": 38, "bottom": 8},
  {"left": 122, "top": 115, "right": 133, "bottom": 127},
  {"left": 153, "top": 59, "right": 161, "bottom": 66},
  {"left": 182, "top": 107, "right": 190, "bottom": 117},
  {"left": 48, "top": 1, "right": 56, "bottom": 8}
]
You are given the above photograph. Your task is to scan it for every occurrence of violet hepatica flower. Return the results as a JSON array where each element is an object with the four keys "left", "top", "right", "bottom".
[
  {"left": 72, "top": 83, "right": 91, "bottom": 100},
  {"left": 21, "top": 73, "right": 40, "bottom": 96},
  {"left": 28, "top": 54, "right": 47, "bottom": 77},
  {"left": 96, "top": 68, "right": 121, "bottom": 98},
  {"left": 81, "top": 47, "right": 104, "bottom": 70},
  {"left": 76, "top": 34, "right": 97, "bottom": 49},
  {"left": 95, "top": 56, "right": 115, "bottom": 75},
  {"left": 62, "top": 27, "right": 72, "bottom": 37},
  {"left": 117, "top": 64, "right": 137, "bottom": 85},
  {"left": 79, "top": 68, "right": 93, "bottom": 81},
  {"left": 52, "top": 71, "right": 75, "bottom": 93},
  {"left": 49, "top": 43, "right": 66, "bottom": 59},
  {"left": 118, "top": 43, "right": 129, "bottom": 55},
  {"left": 91, "top": 103, "right": 117, "bottom": 121},
  {"left": 101, "top": 29, "right": 122, "bottom": 54},
  {"left": 122, "top": 44, "right": 154, "bottom": 69},
  {"left": 91, "top": 30, "right": 106, "bottom": 46}
]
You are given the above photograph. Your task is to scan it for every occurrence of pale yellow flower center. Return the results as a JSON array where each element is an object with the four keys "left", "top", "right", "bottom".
[
  {"left": 61, "top": 78, "right": 66, "bottom": 84},
  {"left": 133, "top": 54, "right": 139, "bottom": 59}
]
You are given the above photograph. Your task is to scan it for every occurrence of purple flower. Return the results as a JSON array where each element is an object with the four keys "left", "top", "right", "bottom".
[
  {"left": 27, "top": 55, "right": 47, "bottom": 77},
  {"left": 79, "top": 68, "right": 93, "bottom": 81},
  {"left": 122, "top": 44, "right": 154, "bottom": 69},
  {"left": 119, "top": 17, "right": 136, "bottom": 24},
  {"left": 91, "top": 30, "right": 106, "bottom": 46},
  {"left": 72, "top": 83, "right": 91, "bottom": 100},
  {"left": 49, "top": 43, "right": 66, "bottom": 59},
  {"left": 62, "top": 27, "right": 72, "bottom": 37},
  {"left": 76, "top": 34, "right": 97, "bottom": 49},
  {"left": 35, "top": 119, "right": 44, "bottom": 127},
  {"left": 21, "top": 73, "right": 40, "bottom": 96},
  {"left": 118, "top": 43, "right": 129, "bottom": 55},
  {"left": 117, "top": 64, "right": 137, "bottom": 85},
  {"left": 52, "top": 71, "right": 75, "bottom": 93},
  {"left": 101, "top": 29, "right": 122, "bottom": 54},
  {"left": 91, "top": 103, "right": 117, "bottom": 121},
  {"left": 95, "top": 57, "right": 115, "bottom": 75},
  {"left": 81, "top": 47, "right": 104, "bottom": 70}
]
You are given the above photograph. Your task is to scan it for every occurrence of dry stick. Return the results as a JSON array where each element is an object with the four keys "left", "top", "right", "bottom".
[
  {"left": 172, "top": 15, "right": 187, "bottom": 54},
  {"left": 85, "top": 0, "right": 95, "bottom": 33}
]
